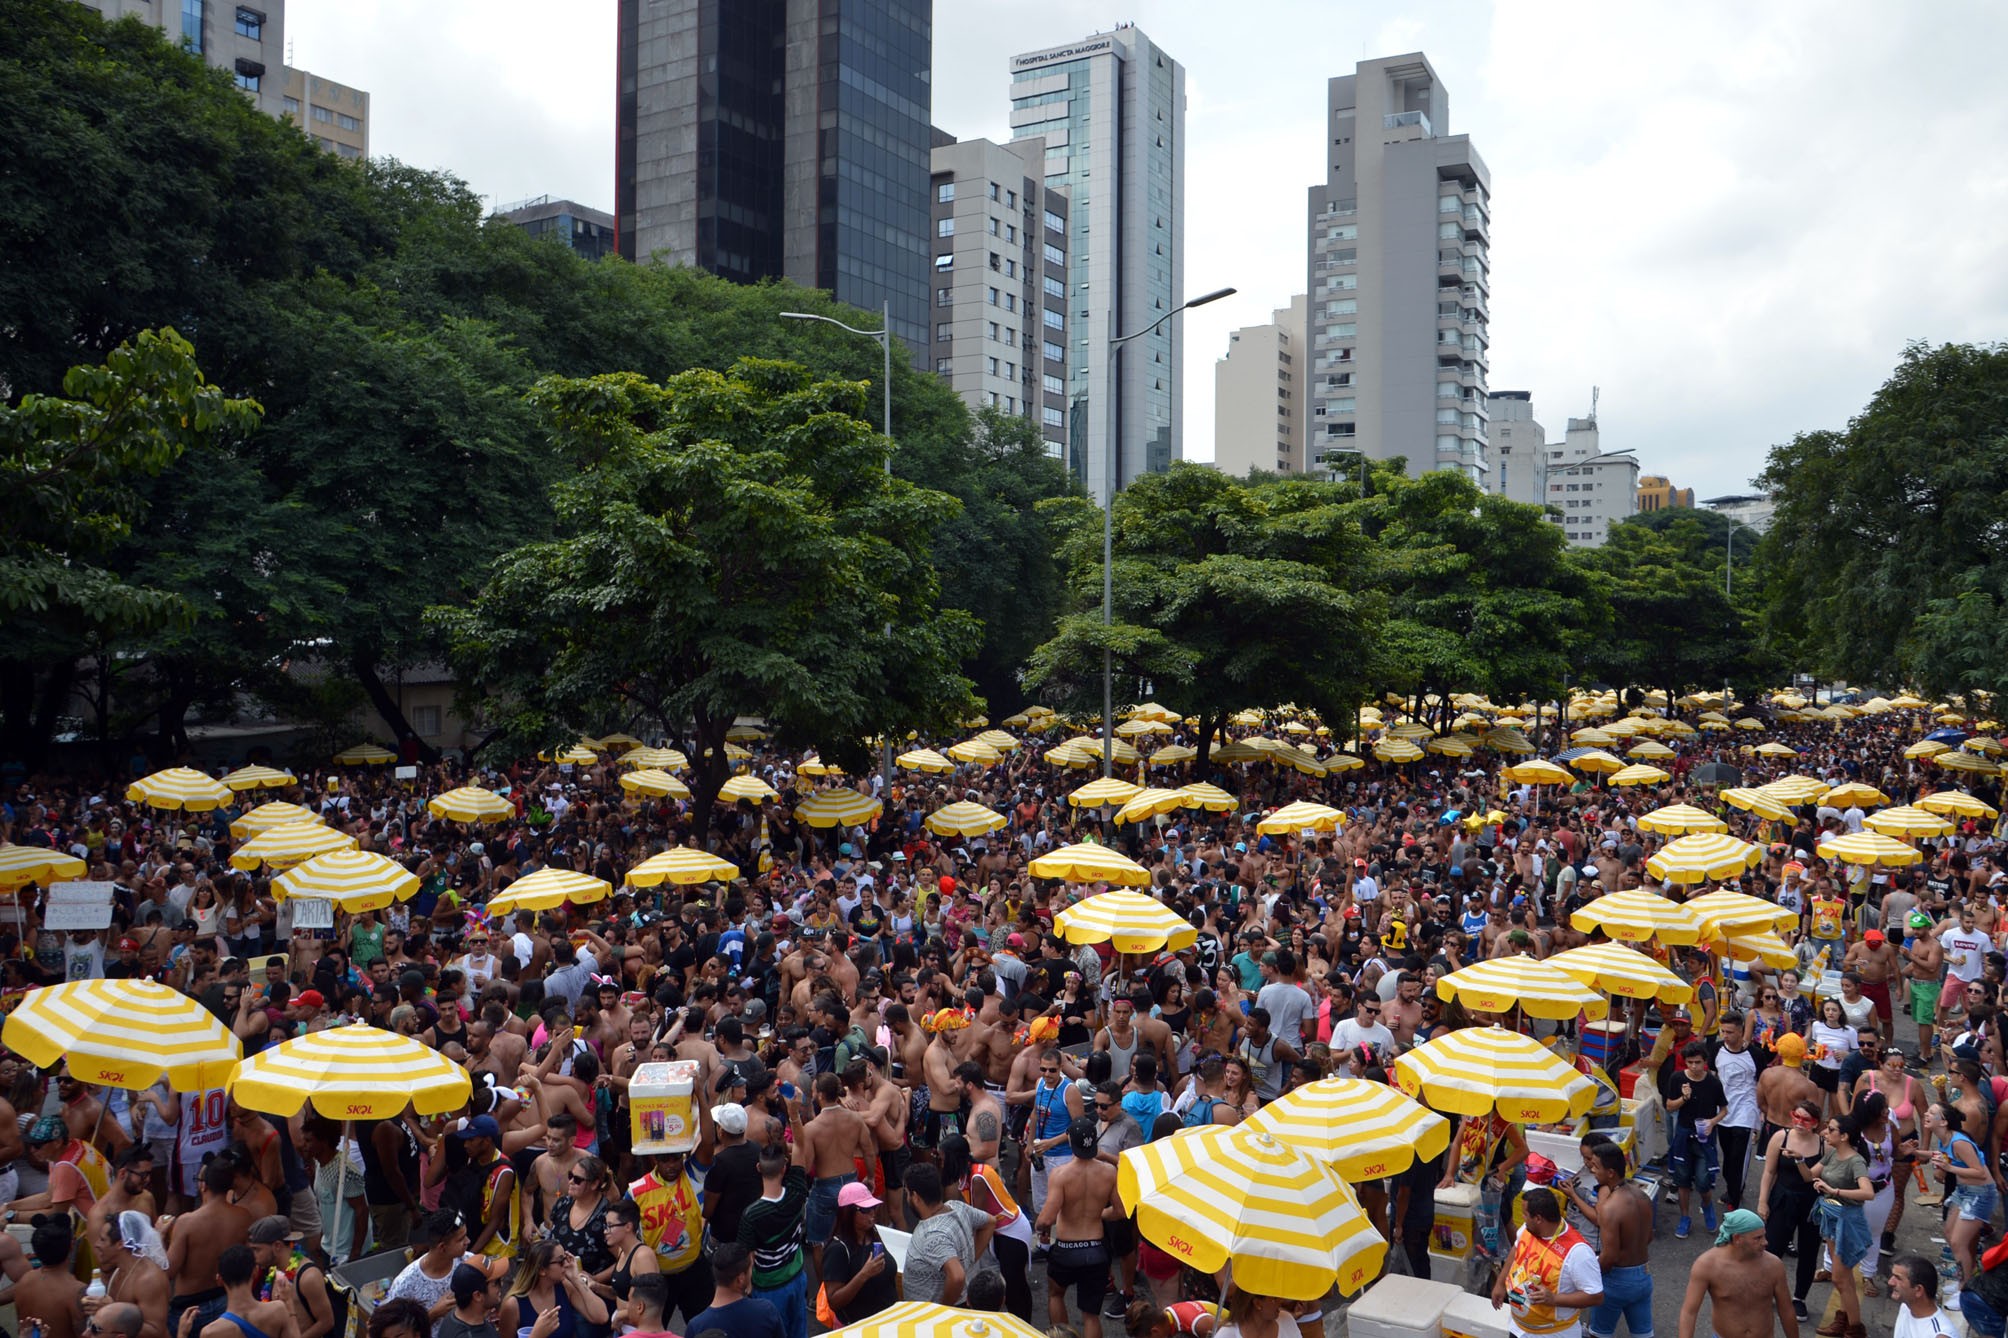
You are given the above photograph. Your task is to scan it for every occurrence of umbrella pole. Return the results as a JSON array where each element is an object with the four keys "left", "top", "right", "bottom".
[{"left": 337, "top": 1117, "right": 352, "bottom": 1261}]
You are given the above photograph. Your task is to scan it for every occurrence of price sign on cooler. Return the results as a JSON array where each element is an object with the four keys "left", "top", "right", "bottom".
[{"left": 290, "top": 897, "right": 335, "bottom": 930}]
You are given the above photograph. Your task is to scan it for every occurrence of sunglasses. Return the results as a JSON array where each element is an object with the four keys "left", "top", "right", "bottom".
[{"left": 567, "top": 1172, "right": 594, "bottom": 1185}]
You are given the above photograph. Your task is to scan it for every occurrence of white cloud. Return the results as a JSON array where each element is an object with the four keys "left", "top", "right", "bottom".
[{"left": 287, "top": 0, "right": 2008, "bottom": 497}]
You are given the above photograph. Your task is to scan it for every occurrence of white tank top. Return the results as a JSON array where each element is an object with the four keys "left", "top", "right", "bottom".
[{"left": 179, "top": 1088, "right": 231, "bottom": 1168}]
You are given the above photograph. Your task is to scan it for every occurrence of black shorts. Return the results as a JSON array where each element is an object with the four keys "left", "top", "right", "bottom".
[
  {"left": 1048, "top": 1238, "right": 1110, "bottom": 1312},
  {"left": 1809, "top": 1066, "right": 1839, "bottom": 1093},
  {"left": 1104, "top": 1212, "right": 1136, "bottom": 1256},
  {"left": 918, "top": 1107, "right": 963, "bottom": 1151},
  {"left": 878, "top": 1144, "right": 911, "bottom": 1194}
]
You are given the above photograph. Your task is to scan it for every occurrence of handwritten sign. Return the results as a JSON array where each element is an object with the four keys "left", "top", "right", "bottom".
[
  {"left": 289, "top": 898, "right": 335, "bottom": 930},
  {"left": 394, "top": 765, "right": 418, "bottom": 780},
  {"left": 44, "top": 881, "right": 114, "bottom": 930}
]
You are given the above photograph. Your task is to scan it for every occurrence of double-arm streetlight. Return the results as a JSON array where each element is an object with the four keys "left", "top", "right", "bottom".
[
  {"left": 1099, "top": 286, "right": 1237, "bottom": 776},
  {"left": 780, "top": 301, "right": 895, "bottom": 800}
]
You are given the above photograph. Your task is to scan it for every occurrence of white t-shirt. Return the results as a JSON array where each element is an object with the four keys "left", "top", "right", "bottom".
[
  {"left": 1330, "top": 1018, "right": 1395, "bottom": 1057},
  {"left": 1942, "top": 927, "right": 1990, "bottom": 982},
  {"left": 1716, "top": 1045, "right": 1762, "bottom": 1130},
  {"left": 1893, "top": 1304, "right": 1966, "bottom": 1338}
]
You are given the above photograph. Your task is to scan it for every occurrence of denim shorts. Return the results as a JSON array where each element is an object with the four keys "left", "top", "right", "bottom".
[
  {"left": 1953, "top": 1182, "right": 2000, "bottom": 1224},
  {"left": 1817, "top": 1197, "right": 1870, "bottom": 1269},
  {"left": 1587, "top": 1263, "right": 1654, "bottom": 1338},
  {"left": 805, "top": 1172, "right": 856, "bottom": 1245}
]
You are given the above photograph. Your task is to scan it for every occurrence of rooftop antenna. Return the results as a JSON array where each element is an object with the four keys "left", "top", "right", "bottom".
[{"left": 1590, "top": 385, "right": 1599, "bottom": 424}]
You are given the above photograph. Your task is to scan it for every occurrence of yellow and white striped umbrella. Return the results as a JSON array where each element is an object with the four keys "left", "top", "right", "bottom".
[
  {"left": 1503, "top": 759, "right": 1573, "bottom": 786},
  {"left": 621, "top": 746, "right": 688, "bottom": 770},
  {"left": 1547, "top": 942, "right": 1695, "bottom": 1004},
  {"left": 427, "top": 786, "right": 515, "bottom": 824},
  {"left": 795, "top": 789, "right": 883, "bottom": 828},
  {"left": 230, "top": 821, "right": 357, "bottom": 871},
  {"left": 1734, "top": 717, "right": 1766, "bottom": 731},
  {"left": 1436, "top": 957, "right": 1608, "bottom": 1021},
  {"left": 945, "top": 738, "right": 1004, "bottom": 765},
  {"left": 1864, "top": 805, "right": 1955, "bottom": 839},
  {"left": 1967, "top": 736, "right": 2007, "bottom": 757},
  {"left": 1608, "top": 763, "right": 1671, "bottom": 788},
  {"left": 1127, "top": 700, "right": 1182, "bottom": 724},
  {"left": 1427, "top": 736, "right": 1474, "bottom": 758},
  {"left": 1114, "top": 787, "right": 1189, "bottom": 825},
  {"left": 1373, "top": 737, "right": 1424, "bottom": 763},
  {"left": 1645, "top": 832, "right": 1762, "bottom": 885},
  {"left": 896, "top": 748, "right": 957, "bottom": 774},
  {"left": 1720, "top": 929, "right": 1798, "bottom": 970},
  {"left": 620, "top": 768, "right": 692, "bottom": 800},
  {"left": 1754, "top": 741, "right": 1799, "bottom": 758},
  {"left": 539, "top": 743, "right": 601, "bottom": 765},
  {"left": 628, "top": 848, "right": 740, "bottom": 886},
  {"left": 0, "top": 845, "right": 86, "bottom": 891},
  {"left": 925, "top": 801, "right": 1008, "bottom": 838},
  {"left": 1117, "top": 718, "right": 1173, "bottom": 737},
  {"left": 1758, "top": 774, "right": 1830, "bottom": 804},
  {"left": 1069, "top": 777, "right": 1142, "bottom": 808},
  {"left": 1386, "top": 721, "right": 1433, "bottom": 739},
  {"left": 486, "top": 868, "right": 612, "bottom": 915},
  {"left": 1935, "top": 750, "right": 2002, "bottom": 776},
  {"left": 1568, "top": 749, "right": 1627, "bottom": 774},
  {"left": 1636, "top": 804, "right": 1728, "bottom": 836},
  {"left": 596, "top": 732, "right": 644, "bottom": 749},
  {"left": 222, "top": 765, "right": 296, "bottom": 791},
  {"left": 1720, "top": 787, "right": 1795, "bottom": 821},
  {"left": 1918, "top": 790, "right": 1999, "bottom": 820},
  {"left": 718, "top": 774, "right": 778, "bottom": 803},
  {"left": 1905, "top": 738, "right": 1951, "bottom": 759},
  {"left": 1817, "top": 830, "right": 1924, "bottom": 866},
  {"left": 1118, "top": 1126, "right": 1387, "bottom": 1299},
  {"left": 1062, "top": 734, "right": 1141, "bottom": 765},
  {"left": 227, "top": 1023, "right": 471, "bottom": 1119},
  {"left": 230, "top": 802, "right": 326, "bottom": 840},
  {"left": 1571, "top": 727, "right": 1616, "bottom": 745},
  {"left": 1570, "top": 889, "right": 1705, "bottom": 945},
  {"left": 1626, "top": 740, "right": 1677, "bottom": 760},
  {"left": 1485, "top": 727, "right": 1537, "bottom": 755},
  {"left": 1822, "top": 782, "right": 1891, "bottom": 809},
  {"left": 127, "top": 767, "right": 233, "bottom": 812},
  {"left": 1149, "top": 743, "right": 1198, "bottom": 765},
  {"left": 1056, "top": 888, "right": 1196, "bottom": 952},
  {"left": 795, "top": 756, "right": 842, "bottom": 777},
  {"left": 1030, "top": 842, "right": 1153, "bottom": 888},
  {"left": 1176, "top": 782, "right": 1238, "bottom": 812},
  {"left": 4, "top": 979, "right": 241, "bottom": 1089},
  {"left": 823, "top": 1302, "right": 1043, "bottom": 1338},
  {"left": 1042, "top": 739, "right": 1102, "bottom": 769},
  {"left": 1242, "top": 1077, "right": 1451, "bottom": 1181},
  {"left": 975, "top": 729, "right": 1020, "bottom": 752},
  {"left": 1686, "top": 890, "right": 1798, "bottom": 936},
  {"left": 273, "top": 850, "right": 418, "bottom": 911},
  {"left": 1271, "top": 743, "right": 1329, "bottom": 776},
  {"left": 334, "top": 744, "right": 396, "bottom": 765},
  {"left": 1325, "top": 751, "right": 1368, "bottom": 772},
  {"left": 726, "top": 724, "right": 768, "bottom": 742},
  {"left": 1256, "top": 800, "right": 1346, "bottom": 836},
  {"left": 1394, "top": 1026, "right": 1597, "bottom": 1123},
  {"left": 1211, "top": 740, "right": 1266, "bottom": 764}
]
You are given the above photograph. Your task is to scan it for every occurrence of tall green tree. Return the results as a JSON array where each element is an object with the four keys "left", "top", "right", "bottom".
[
  {"left": 1025, "top": 464, "right": 1380, "bottom": 766},
  {"left": 1583, "top": 519, "right": 1752, "bottom": 704},
  {"left": 1759, "top": 341, "right": 2008, "bottom": 698},
  {"left": 431, "top": 360, "right": 979, "bottom": 837}
]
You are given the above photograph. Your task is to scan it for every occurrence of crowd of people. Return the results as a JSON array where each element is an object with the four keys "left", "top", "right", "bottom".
[{"left": 0, "top": 700, "right": 2004, "bottom": 1338}]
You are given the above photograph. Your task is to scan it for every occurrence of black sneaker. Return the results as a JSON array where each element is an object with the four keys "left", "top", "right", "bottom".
[
  {"left": 1102, "top": 1291, "right": 1131, "bottom": 1318},
  {"left": 1793, "top": 1301, "right": 1809, "bottom": 1323}
]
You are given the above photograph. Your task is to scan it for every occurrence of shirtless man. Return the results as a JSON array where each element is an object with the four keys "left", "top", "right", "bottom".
[
  {"left": 90, "top": 1146, "right": 161, "bottom": 1253},
  {"left": 801, "top": 1072, "right": 876, "bottom": 1276},
  {"left": 887, "top": 1005, "right": 928, "bottom": 1089},
  {"left": 1128, "top": 989, "right": 1181, "bottom": 1081},
  {"left": 1569, "top": 1144, "right": 1651, "bottom": 1338},
  {"left": 93, "top": 1216, "right": 171, "bottom": 1338},
  {"left": 1843, "top": 929, "right": 1902, "bottom": 1034},
  {"left": 527, "top": 1112, "right": 587, "bottom": 1237},
  {"left": 1035, "top": 1120, "right": 1123, "bottom": 1338},
  {"left": 188, "top": 1244, "right": 301, "bottom": 1338},
  {"left": 14, "top": 1215, "right": 86, "bottom": 1338},
  {"left": 164, "top": 1161, "right": 252, "bottom": 1338},
  {"left": 965, "top": 993, "right": 1018, "bottom": 1088},
  {"left": 846, "top": 1057, "right": 911, "bottom": 1230},
  {"left": 59, "top": 1071, "right": 132, "bottom": 1160},
  {"left": 1903, "top": 928, "right": 1945, "bottom": 1060},
  {"left": 918, "top": 1010, "right": 969, "bottom": 1158},
  {"left": 1754, "top": 1034, "right": 1821, "bottom": 1147},
  {"left": 958, "top": 1064, "right": 1006, "bottom": 1165},
  {"left": 1676, "top": 1210, "right": 1796, "bottom": 1338}
]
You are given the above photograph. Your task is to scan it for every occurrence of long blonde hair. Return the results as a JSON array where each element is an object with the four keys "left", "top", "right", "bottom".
[{"left": 506, "top": 1239, "right": 560, "bottom": 1299}]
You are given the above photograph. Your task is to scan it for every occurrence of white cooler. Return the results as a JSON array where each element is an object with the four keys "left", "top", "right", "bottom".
[
  {"left": 1440, "top": 1291, "right": 1514, "bottom": 1338},
  {"left": 1347, "top": 1275, "right": 1465, "bottom": 1338}
]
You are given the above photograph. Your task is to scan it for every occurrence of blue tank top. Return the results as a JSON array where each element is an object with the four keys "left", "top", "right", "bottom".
[{"left": 1033, "top": 1079, "right": 1075, "bottom": 1160}]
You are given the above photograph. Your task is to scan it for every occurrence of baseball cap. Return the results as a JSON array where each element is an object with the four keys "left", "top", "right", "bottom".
[
  {"left": 249, "top": 1216, "right": 303, "bottom": 1244},
  {"left": 295, "top": 989, "right": 326, "bottom": 1009},
  {"left": 710, "top": 1103, "right": 748, "bottom": 1135},
  {"left": 1865, "top": 929, "right": 1886, "bottom": 945},
  {"left": 838, "top": 1182, "right": 882, "bottom": 1210},
  {"left": 451, "top": 1115, "right": 501, "bottom": 1142}
]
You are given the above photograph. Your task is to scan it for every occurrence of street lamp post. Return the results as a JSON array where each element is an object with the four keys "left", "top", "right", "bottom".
[
  {"left": 780, "top": 301, "right": 895, "bottom": 800},
  {"left": 1099, "top": 286, "right": 1237, "bottom": 777}
]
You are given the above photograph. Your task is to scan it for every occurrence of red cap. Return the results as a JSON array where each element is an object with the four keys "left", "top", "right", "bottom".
[
  {"left": 116, "top": 937, "right": 140, "bottom": 951},
  {"left": 295, "top": 989, "right": 326, "bottom": 1008},
  {"left": 1864, "top": 929, "right": 1886, "bottom": 945},
  {"left": 939, "top": 875, "right": 957, "bottom": 895}
]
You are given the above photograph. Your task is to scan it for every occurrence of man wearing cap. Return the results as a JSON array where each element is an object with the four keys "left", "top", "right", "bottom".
[
  {"left": 1904, "top": 918, "right": 1945, "bottom": 1060},
  {"left": 445, "top": 1115, "right": 515, "bottom": 1261},
  {"left": 1675, "top": 1209, "right": 1795, "bottom": 1338},
  {"left": 1844, "top": 928, "right": 1901, "bottom": 1032},
  {"left": 386, "top": 1210, "right": 470, "bottom": 1325},
  {"left": 247, "top": 1216, "right": 338, "bottom": 1338}
]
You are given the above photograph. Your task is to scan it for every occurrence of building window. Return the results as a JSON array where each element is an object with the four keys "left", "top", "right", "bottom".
[
  {"left": 235, "top": 69, "right": 260, "bottom": 91},
  {"left": 989, "top": 218, "right": 1000, "bottom": 236},
  {"left": 937, "top": 182, "right": 955, "bottom": 203},
  {"left": 989, "top": 182, "right": 1001, "bottom": 201},
  {"left": 282, "top": 95, "right": 300, "bottom": 116},
  {"left": 1044, "top": 209, "right": 1065, "bottom": 234},
  {"left": 937, "top": 218, "right": 955, "bottom": 237},
  {"left": 412, "top": 705, "right": 442, "bottom": 737},
  {"left": 311, "top": 104, "right": 334, "bottom": 124},
  {"left": 1043, "top": 309, "right": 1064, "bottom": 331},
  {"left": 1043, "top": 243, "right": 1064, "bottom": 266},
  {"left": 1006, "top": 362, "right": 1017, "bottom": 380},
  {"left": 335, "top": 142, "right": 362, "bottom": 159},
  {"left": 1044, "top": 406, "right": 1064, "bottom": 428},
  {"left": 1004, "top": 328, "right": 1017, "bottom": 348},
  {"left": 988, "top": 322, "right": 1000, "bottom": 342},
  {"left": 181, "top": 0, "right": 204, "bottom": 51},
  {"left": 936, "top": 323, "right": 952, "bottom": 342},
  {"left": 1044, "top": 374, "right": 1063, "bottom": 395},
  {"left": 936, "top": 288, "right": 952, "bottom": 307},
  {"left": 935, "top": 358, "right": 952, "bottom": 374},
  {"left": 988, "top": 287, "right": 1000, "bottom": 306},
  {"left": 1006, "top": 225, "right": 1017, "bottom": 244},
  {"left": 988, "top": 357, "right": 999, "bottom": 375},
  {"left": 1043, "top": 341, "right": 1064, "bottom": 363},
  {"left": 338, "top": 112, "right": 362, "bottom": 132},
  {"left": 233, "top": 5, "right": 262, "bottom": 38},
  {"left": 1044, "top": 275, "right": 1064, "bottom": 299},
  {"left": 934, "top": 254, "right": 953, "bottom": 271},
  {"left": 1004, "top": 294, "right": 1017, "bottom": 313}
]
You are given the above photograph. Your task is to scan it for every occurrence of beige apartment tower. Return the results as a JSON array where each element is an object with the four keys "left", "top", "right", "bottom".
[
  {"left": 1306, "top": 54, "right": 1490, "bottom": 482},
  {"left": 1212, "top": 295, "right": 1308, "bottom": 477}
]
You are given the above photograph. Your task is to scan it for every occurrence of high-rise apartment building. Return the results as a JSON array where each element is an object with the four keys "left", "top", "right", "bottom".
[
  {"left": 1486, "top": 390, "right": 1547, "bottom": 508},
  {"left": 1008, "top": 26, "right": 1185, "bottom": 501},
  {"left": 927, "top": 135, "right": 1070, "bottom": 456},
  {"left": 499, "top": 197, "right": 618, "bottom": 262},
  {"left": 284, "top": 66, "right": 369, "bottom": 160},
  {"left": 616, "top": 0, "right": 934, "bottom": 360},
  {"left": 1305, "top": 54, "right": 1490, "bottom": 482},
  {"left": 1544, "top": 416, "right": 1637, "bottom": 548},
  {"left": 1211, "top": 296, "right": 1309, "bottom": 477}
]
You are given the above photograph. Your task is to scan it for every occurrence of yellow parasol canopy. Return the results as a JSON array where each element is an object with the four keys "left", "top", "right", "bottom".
[
  {"left": 1175, "top": 782, "right": 1238, "bottom": 812},
  {"left": 718, "top": 775, "right": 778, "bottom": 803},
  {"left": 426, "top": 786, "right": 515, "bottom": 824},
  {"left": 1241, "top": 1077, "right": 1451, "bottom": 1181},
  {"left": 924, "top": 801, "right": 1008, "bottom": 838},
  {"left": 1114, "top": 788, "right": 1190, "bottom": 825},
  {"left": 230, "top": 802, "right": 325, "bottom": 840},
  {"left": 620, "top": 768, "right": 692, "bottom": 800},
  {"left": 1822, "top": 782, "right": 1891, "bottom": 809},
  {"left": 794, "top": 789, "right": 884, "bottom": 828},
  {"left": 1816, "top": 831, "right": 1925, "bottom": 866},
  {"left": 222, "top": 765, "right": 296, "bottom": 791},
  {"left": 1068, "top": 777, "right": 1143, "bottom": 808},
  {"left": 820, "top": 1303, "right": 1044, "bottom": 1338},
  {"left": 1055, "top": 889, "right": 1196, "bottom": 953},
  {"left": 627, "top": 848, "right": 740, "bottom": 886},
  {"left": 272, "top": 850, "right": 420, "bottom": 912},
  {"left": 621, "top": 746, "right": 689, "bottom": 770},
  {"left": 1547, "top": 942, "right": 1695, "bottom": 1003},
  {"left": 1503, "top": 759, "right": 1573, "bottom": 786},
  {"left": 486, "top": 868, "right": 612, "bottom": 915},
  {"left": 334, "top": 744, "right": 397, "bottom": 765},
  {"left": 1373, "top": 737, "right": 1424, "bottom": 763},
  {"left": 230, "top": 821, "right": 357, "bottom": 871},
  {"left": 4, "top": 979, "right": 241, "bottom": 1090},
  {"left": 1635, "top": 804, "right": 1728, "bottom": 836},
  {"left": 1029, "top": 842, "right": 1152, "bottom": 887},
  {"left": 1395, "top": 1026, "right": 1597, "bottom": 1123},
  {"left": 0, "top": 845, "right": 86, "bottom": 890},
  {"left": 1863, "top": 805, "right": 1954, "bottom": 839},
  {"left": 1436, "top": 957, "right": 1609, "bottom": 1021},
  {"left": 127, "top": 767, "right": 233, "bottom": 812},
  {"left": 1569, "top": 888, "right": 1705, "bottom": 945},
  {"left": 1645, "top": 832, "right": 1763, "bottom": 884},
  {"left": 1256, "top": 801, "right": 1346, "bottom": 835},
  {"left": 1720, "top": 787, "right": 1795, "bottom": 821},
  {"left": 227, "top": 1023, "right": 472, "bottom": 1119},
  {"left": 1607, "top": 763, "right": 1671, "bottom": 788},
  {"left": 1917, "top": 790, "right": 1999, "bottom": 820}
]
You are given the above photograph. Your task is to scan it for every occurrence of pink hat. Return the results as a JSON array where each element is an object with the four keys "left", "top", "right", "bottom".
[{"left": 837, "top": 1182, "right": 882, "bottom": 1210}]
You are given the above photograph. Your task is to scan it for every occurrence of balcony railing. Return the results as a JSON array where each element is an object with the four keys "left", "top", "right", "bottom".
[{"left": 1384, "top": 110, "right": 1432, "bottom": 134}]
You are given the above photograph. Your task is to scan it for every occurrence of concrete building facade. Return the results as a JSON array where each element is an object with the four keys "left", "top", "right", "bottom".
[
  {"left": 499, "top": 197, "right": 618, "bottom": 262},
  {"left": 1700, "top": 493, "right": 1777, "bottom": 534},
  {"left": 1305, "top": 54, "right": 1490, "bottom": 483},
  {"left": 1008, "top": 26, "right": 1186, "bottom": 502},
  {"left": 927, "top": 135, "right": 1070, "bottom": 457},
  {"left": 284, "top": 66, "right": 369, "bottom": 160},
  {"left": 1545, "top": 416, "right": 1637, "bottom": 547},
  {"left": 1485, "top": 390, "right": 1547, "bottom": 509},
  {"left": 1212, "top": 295, "right": 1309, "bottom": 477},
  {"left": 1636, "top": 475, "right": 1695, "bottom": 512},
  {"left": 616, "top": 0, "right": 934, "bottom": 360}
]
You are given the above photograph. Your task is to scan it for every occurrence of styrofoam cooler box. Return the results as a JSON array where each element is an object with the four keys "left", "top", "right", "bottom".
[
  {"left": 1431, "top": 1182, "right": 1482, "bottom": 1260},
  {"left": 1524, "top": 1129, "right": 1586, "bottom": 1176},
  {"left": 1440, "top": 1291, "right": 1514, "bottom": 1338},
  {"left": 1347, "top": 1275, "right": 1465, "bottom": 1338},
  {"left": 629, "top": 1060, "right": 700, "bottom": 1154}
]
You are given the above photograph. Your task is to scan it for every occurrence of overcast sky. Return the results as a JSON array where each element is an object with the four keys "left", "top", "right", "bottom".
[{"left": 289, "top": 0, "right": 2008, "bottom": 498}]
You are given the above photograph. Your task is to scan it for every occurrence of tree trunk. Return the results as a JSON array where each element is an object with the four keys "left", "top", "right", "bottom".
[
  {"left": 351, "top": 653, "right": 441, "bottom": 763},
  {"left": 1195, "top": 709, "right": 1224, "bottom": 773},
  {"left": 686, "top": 714, "right": 729, "bottom": 848}
]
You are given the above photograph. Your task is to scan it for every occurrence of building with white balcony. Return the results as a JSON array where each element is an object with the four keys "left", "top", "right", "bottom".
[
  {"left": 1543, "top": 415, "right": 1636, "bottom": 547},
  {"left": 1305, "top": 54, "right": 1490, "bottom": 483}
]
